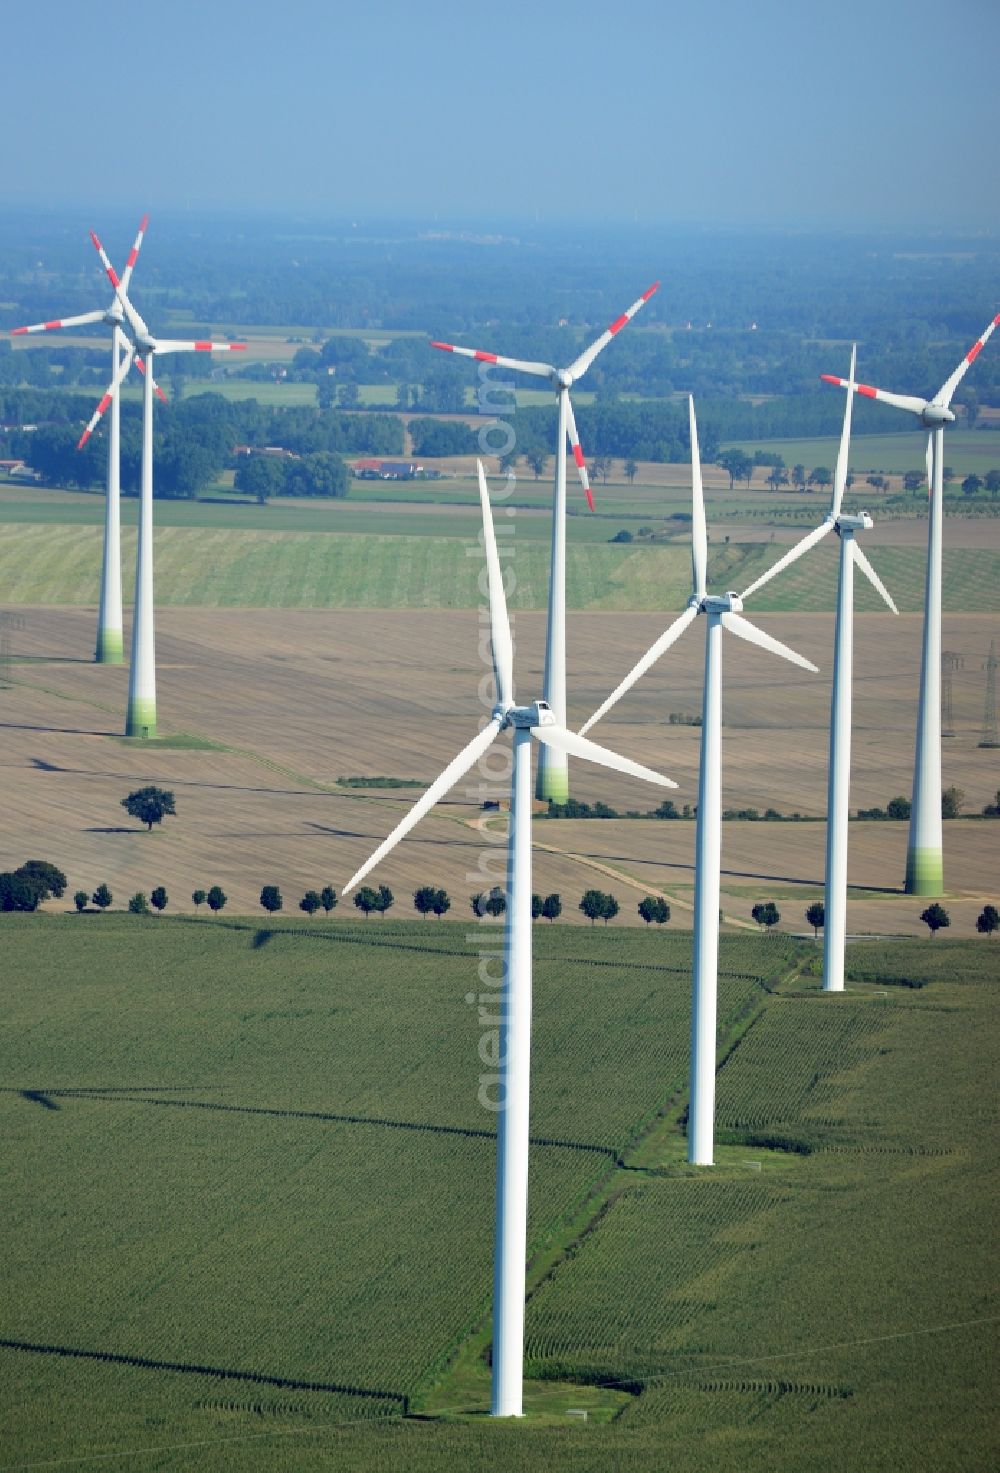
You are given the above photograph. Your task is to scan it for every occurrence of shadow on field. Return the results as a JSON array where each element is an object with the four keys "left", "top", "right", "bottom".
[
  {"left": 0, "top": 721, "right": 115, "bottom": 738},
  {"left": 0, "top": 1337, "right": 407, "bottom": 1413},
  {"left": 5, "top": 1085, "right": 615, "bottom": 1157}
]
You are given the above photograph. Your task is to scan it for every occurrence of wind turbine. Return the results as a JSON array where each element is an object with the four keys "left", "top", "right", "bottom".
[
  {"left": 738, "top": 348, "right": 897, "bottom": 992},
  {"left": 343, "top": 461, "right": 675, "bottom": 1416},
  {"left": 78, "top": 231, "right": 245, "bottom": 737},
  {"left": 10, "top": 215, "right": 164, "bottom": 664},
  {"left": 430, "top": 282, "right": 659, "bottom": 804},
  {"left": 580, "top": 399, "right": 818, "bottom": 1166},
  {"left": 820, "top": 312, "right": 1000, "bottom": 895}
]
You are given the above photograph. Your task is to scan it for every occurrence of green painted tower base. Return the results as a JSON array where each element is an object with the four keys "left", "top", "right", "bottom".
[
  {"left": 96, "top": 629, "right": 124, "bottom": 665},
  {"left": 126, "top": 697, "right": 157, "bottom": 741},
  {"left": 904, "top": 847, "right": 944, "bottom": 897},
  {"left": 535, "top": 762, "right": 569, "bottom": 806}
]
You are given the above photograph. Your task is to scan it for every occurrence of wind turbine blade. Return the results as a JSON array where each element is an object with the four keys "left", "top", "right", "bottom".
[
  {"left": 830, "top": 344, "right": 856, "bottom": 521},
  {"left": 152, "top": 339, "right": 247, "bottom": 354},
  {"left": 819, "top": 373, "right": 927, "bottom": 417},
  {"left": 429, "top": 340, "right": 554, "bottom": 380},
  {"left": 934, "top": 311, "right": 1000, "bottom": 409},
  {"left": 564, "top": 394, "right": 594, "bottom": 510},
  {"left": 120, "top": 213, "right": 149, "bottom": 294},
  {"left": 925, "top": 432, "right": 934, "bottom": 500},
  {"left": 135, "top": 356, "right": 168, "bottom": 403},
  {"left": 10, "top": 310, "right": 105, "bottom": 335},
  {"left": 566, "top": 281, "right": 659, "bottom": 382},
  {"left": 343, "top": 718, "right": 503, "bottom": 894},
  {"left": 90, "top": 229, "right": 145, "bottom": 339},
  {"left": 851, "top": 541, "right": 898, "bottom": 614},
  {"left": 77, "top": 342, "right": 137, "bottom": 448},
  {"left": 532, "top": 724, "right": 676, "bottom": 788},
  {"left": 477, "top": 460, "right": 514, "bottom": 707},
  {"left": 740, "top": 519, "right": 832, "bottom": 601},
  {"left": 689, "top": 396, "right": 707, "bottom": 600},
  {"left": 720, "top": 612, "right": 818, "bottom": 672},
  {"left": 578, "top": 604, "right": 699, "bottom": 736}
]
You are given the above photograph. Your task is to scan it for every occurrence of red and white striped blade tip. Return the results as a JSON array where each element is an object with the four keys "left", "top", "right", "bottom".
[
  {"left": 820, "top": 374, "right": 882, "bottom": 400},
  {"left": 430, "top": 339, "right": 497, "bottom": 364}
]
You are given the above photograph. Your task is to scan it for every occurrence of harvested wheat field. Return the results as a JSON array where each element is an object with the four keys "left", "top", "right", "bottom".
[{"left": 1, "top": 605, "right": 997, "bottom": 932}]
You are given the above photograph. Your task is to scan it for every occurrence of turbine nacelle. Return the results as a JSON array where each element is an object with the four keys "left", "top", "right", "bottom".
[
  {"left": 702, "top": 591, "right": 743, "bottom": 615},
  {"left": 836, "top": 512, "right": 874, "bottom": 533},
  {"left": 555, "top": 368, "right": 573, "bottom": 390},
  {"left": 922, "top": 403, "right": 956, "bottom": 427}
]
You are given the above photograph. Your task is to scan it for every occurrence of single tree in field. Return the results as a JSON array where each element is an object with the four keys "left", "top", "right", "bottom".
[
  {"left": 74, "top": 889, "right": 88, "bottom": 913},
  {"left": 150, "top": 886, "right": 168, "bottom": 912},
  {"left": 18, "top": 860, "right": 67, "bottom": 900},
  {"left": 92, "top": 883, "right": 113, "bottom": 912},
  {"left": 962, "top": 474, "right": 983, "bottom": 498},
  {"left": 541, "top": 893, "right": 562, "bottom": 923},
  {"left": 413, "top": 885, "right": 438, "bottom": 918},
  {"left": 751, "top": 901, "right": 780, "bottom": 932},
  {"left": 579, "top": 889, "right": 608, "bottom": 926},
  {"left": 354, "top": 886, "right": 379, "bottom": 917},
  {"left": 128, "top": 892, "right": 149, "bottom": 914},
  {"left": 526, "top": 449, "right": 548, "bottom": 480},
  {"left": 0, "top": 872, "right": 43, "bottom": 911},
  {"left": 920, "top": 902, "right": 950, "bottom": 937},
  {"left": 260, "top": 885, "right": 282, "bottom": 914},
  {"left": 375, "top": 884, "right": 394, "bottom": 917},
  {"left": 471, "top": 886, "right": 506, "bottom": 918},
  {"left": 976, "top": 904, "right": 999, "bottom": 936},
  {"left": 792, "top": 463, "right": 807, "bottom": 491},
  {"left": 941, "top": 786, "right": 965, "bottom": 819},
  {"left": 431, "top": 888, "right": 451, "bottom": 919},
  {"left": 886, "top": 795, "right": 911, "bottom": 820},
  {"left": 592, "top": 454, "right": 612, "bottom": 485},
  {"left": 717, "top": 449, "right": 752, "bottom": 490},
  {"left": 985, "top": 470, "right": 1000, "bottom": 501},
  {"left": 600, "top": 894, "right": 620, "bottom": 925},
  {"left": 121, "top": 785, "right": 176, "bottom": 832},
  {"left": 624, "top": 459, "right": 638, "bottom": 486},
  {"left": 805, "top": 901, "right": 825, "bottom": 938},
  {"left": 320, "top": 885, "right": 337, "bottom": 914},
  {"left": 810, "top": 467, "right": 832, "bottom": 491},
  {"left": 638, "top": 895, "right": 670, "bottom": 925},
  {"left": 206, "top": 885, "right": 227, "bottom": 915},
  {"left": 531, "top": 894, "right": 543, "bottom": 921},
  {"left": 300, "top": 890, "right": 320, "bottom": 915},
  {"left": 192, "top": 889, "right": 207, "bottom": 909}
]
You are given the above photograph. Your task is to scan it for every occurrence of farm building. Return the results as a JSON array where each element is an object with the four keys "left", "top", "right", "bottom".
[{"left": 352, "top": 459, "right": 436, "bottom": 481}]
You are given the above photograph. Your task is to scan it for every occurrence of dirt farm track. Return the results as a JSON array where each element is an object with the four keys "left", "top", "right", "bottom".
[{"left": 2, "top": 605, "right": 998, "bottom": 936}]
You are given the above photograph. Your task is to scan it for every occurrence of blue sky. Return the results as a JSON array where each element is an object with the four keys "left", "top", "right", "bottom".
[{"left": 7, "top": 0, "right": 998, "bottom": 228}]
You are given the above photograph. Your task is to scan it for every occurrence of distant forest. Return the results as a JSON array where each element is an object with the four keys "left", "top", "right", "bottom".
[{"left": 1, "top": 215, "right": 998, "bottom": 465}]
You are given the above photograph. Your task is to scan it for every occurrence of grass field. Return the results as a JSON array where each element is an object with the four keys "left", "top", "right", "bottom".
[
  {"left": 2, "top": 518, "right": 999, "bottom": 615},
  {"left": 2, "top": 919, "right": 996, "bottom": 1470}
]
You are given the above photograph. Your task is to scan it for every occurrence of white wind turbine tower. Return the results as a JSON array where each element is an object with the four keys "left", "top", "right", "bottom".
[
  {"left": 738, "top": 348, "right": 897, "bottom": 992},
  {"left": 430, "top": 282, "right": 659, "bottom": 804},
  {"left": 343, "top": 461, "right": 674, "bottom": 1416},
  {"left": 820, "top": 311, "right": 1000, "bottom": 896},
  {"left": 581, "top": 399, "right": 818, "bottom": 1165},
  {"left": 79, "top": 231, "right": 246, "bottom": 737},
  {"left": 10, "top": 215, "right": 164, "bottom": 664}
]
